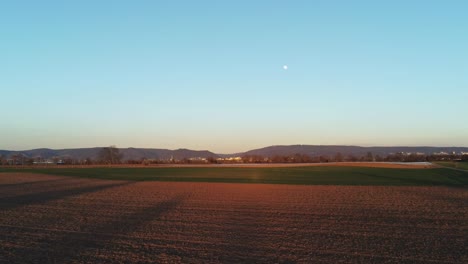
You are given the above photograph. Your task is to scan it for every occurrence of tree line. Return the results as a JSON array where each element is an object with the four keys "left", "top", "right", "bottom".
[
  {"left": 0, "top": 146, "right": 123, "bottom": 166},
  {"left": 229, "top": 152, "right": 468, "bottom": 164},
  {"left": 1, "top": 147, "right": 467, "bottom": 166}
]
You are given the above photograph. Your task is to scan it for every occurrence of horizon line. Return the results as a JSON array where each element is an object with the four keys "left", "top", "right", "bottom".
[{"left": 2, "top": 144, "right": 468, "bottom": 154}]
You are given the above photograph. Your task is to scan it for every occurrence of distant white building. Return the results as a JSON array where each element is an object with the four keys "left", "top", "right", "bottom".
[
  {"left": 433, "top": 152, "right": 449, "bottom": 155},
  {"left": 189, "top": 157, "right": 207, "bottom": 161},
  {"left": 216, "top": 157, "right": 242, "bottom": 162},
  {"left": 33, "top": 161, "right": 54, "bottom": 165}
]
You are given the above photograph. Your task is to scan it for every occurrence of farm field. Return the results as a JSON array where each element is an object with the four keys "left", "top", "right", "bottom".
[
  {"left": 435, "top": 161, "right": 468, "bottom": 171},
  {"left": 0, "top": 165, "right": 467, "bottom": 186},
  {"left": 0, "top": 173, "right": 467, "bottom": 263}
]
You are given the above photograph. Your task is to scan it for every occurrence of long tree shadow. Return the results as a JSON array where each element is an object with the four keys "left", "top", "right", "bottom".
[
  {"left": 357, "top": 171, "right": 462, "bottom": 186},
  {"left": 0, "top": 178, "right": 69, "bottom": 193},
  {"left": 397, "top": 188, "right": 468, "bottom": 207},
  {"left": 358, "top": 171, "right": 468, "bottom": 206},
  {"left": 33, "top": 193, "right": 188, "bottom": 263},
  {"left": 443, "top": 172, "right": 468, "bottom": 187},
  {"left": 0, "top": 180, "right": 131, "bottom": 211}
]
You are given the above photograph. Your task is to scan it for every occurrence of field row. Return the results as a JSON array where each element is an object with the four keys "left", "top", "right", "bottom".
[{"left": 0, "top": 173, "right": 466, "bottom": 263}]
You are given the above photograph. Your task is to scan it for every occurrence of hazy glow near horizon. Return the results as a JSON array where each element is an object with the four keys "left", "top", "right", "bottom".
[{"left": 1, "top": 1, "right": 467, "bottom": 153}]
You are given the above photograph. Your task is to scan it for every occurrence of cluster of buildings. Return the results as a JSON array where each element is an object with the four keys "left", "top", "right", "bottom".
[
  {"left": 187, "top": 156, "right": 243, "bottom": 163},
  {"left": 432, "top": 151, "right": 464, "bottom": 156},
  {"left": 395, "top": 152, "right": 426, "bottom": 156},
  {"left": 395, "top": 151, "right": 467, "bottom": 156}
]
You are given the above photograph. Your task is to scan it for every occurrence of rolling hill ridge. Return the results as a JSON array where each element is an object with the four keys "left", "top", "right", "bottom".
[{"left": 1, "top": 145, "right": 467, "bottom": 161}]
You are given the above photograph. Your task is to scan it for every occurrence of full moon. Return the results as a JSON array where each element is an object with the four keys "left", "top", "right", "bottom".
[{"left": 283, "top": 65, "right": 288, "bottom": 70}]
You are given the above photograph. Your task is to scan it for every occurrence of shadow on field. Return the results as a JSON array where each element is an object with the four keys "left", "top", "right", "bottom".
[
  {"left": 218, "top": 213, "right": 274, "bottom": 263},
  {"left": 0, "top": 180, "right": 131, "bottom": 211},
  {"left": 0, "top": 178, "right": 69, "bottom": 193},
  {"left": 357, "top": 172, "right": 454, "bottom": 186},
  {"left": 33, "top": 194, "right": 187, "bottom": 263},
  {"left": 398, "top": 188, "right": 468, "bottom": 207},
  {"left": 444, "top": 173, "right": 468, "bottom": 187}
]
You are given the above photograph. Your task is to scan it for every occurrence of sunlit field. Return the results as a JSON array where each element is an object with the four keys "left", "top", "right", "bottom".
[{"left": 0, "top": 172, "right": 466, "bottom": 263}]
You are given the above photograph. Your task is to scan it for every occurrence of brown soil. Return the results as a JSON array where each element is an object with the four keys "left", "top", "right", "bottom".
[{"left": 0, "top": 173, "right": 466, "bottom": 263}]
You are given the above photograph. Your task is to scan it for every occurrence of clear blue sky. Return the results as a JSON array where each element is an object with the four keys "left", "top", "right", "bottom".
[{"left": 1, "top": 1, "right": 467, "bottom": 153}]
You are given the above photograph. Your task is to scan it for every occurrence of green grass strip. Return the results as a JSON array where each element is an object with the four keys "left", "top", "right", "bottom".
[{"left": 1, "top": 166, "right": 467, "bottom": 186}]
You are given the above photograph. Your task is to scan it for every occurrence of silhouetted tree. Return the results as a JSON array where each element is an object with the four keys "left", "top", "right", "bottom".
[
  {"left": 334, "top": 152, "right": 343, "bottom": 162},
  {"left": 310, "top": 156, "right": 321, "bottom": 163},
  {"left": 241, "top": 155, "right": 254, "bottom": 163},
  {"left": 98, "top": 146, "right": 123, "bottom": 164},
  {"left": 62, "top": 157, "right": 75, "bottom": 165},
  {"left": 375, "top": 155, "right": 384, "bottom": 162},
  {"left": 127, "top": 159, "right": 142, "bottom": 165},
  {"left": 10, "top": 154, "right": 23, "bottom": 165},
  {"left": 386, "top": 153, "right": 405, "bottom": 162},
  {"left": 291, "top": 153, "right": 311, "bottom": 163},
  {"left": 301, "top": 154, "right": 312, "bottom": 163},
  {"left": 346, "top": 154, "right": 358, "bottom": 162},
  {"left": 269, "top": 155, "right": 281, "bottom": 163},
  {"left": 84, "top": 157, "right": 93, "bottom": 165},
  {"left": 207, "top": 157, "right": 217, "bottom": 164},
  {"left": 319, "top": 155, "right": 330, "bottom": 163},
  {"left": 406, "top": 153, "right": 426, "bottom": 162}
]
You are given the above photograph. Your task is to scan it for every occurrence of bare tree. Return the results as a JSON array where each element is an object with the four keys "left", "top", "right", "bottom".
[
  {"left": 10, "top": 154, "right": 19, "bottom": 166},
  {"left": 347, "top": 154, "right": 358, "bottom": 162},
  {"left": 98, "top": 146, "right": 123, "bottom": 164},
  {"left": 375, "top": 155, "right": 384, "bottom": 162},
  {"left": 319, "top": 155, "right": 330, "bottom": 163},
  {"left": 206, "top": 157, "right": 217, "bottom": 164},
  {"left": 334, "top": 152, "right": 343, "bottom": 162}
]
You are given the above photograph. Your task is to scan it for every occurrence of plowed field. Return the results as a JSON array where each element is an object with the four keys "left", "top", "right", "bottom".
[{"left": 0, "top": 173, "right": 466, "bottom": 263}]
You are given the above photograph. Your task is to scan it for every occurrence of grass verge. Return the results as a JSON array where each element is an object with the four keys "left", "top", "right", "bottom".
[{"left": 434, "top": 161, "right": 468, "bottom": 171}]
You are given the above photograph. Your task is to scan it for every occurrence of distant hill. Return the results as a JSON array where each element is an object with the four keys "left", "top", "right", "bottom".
[
  {"left": 1, "top": 145, "right": 467, "bottom": 161},
  {"left": 240, "top": 145, "right": 468, "bottom": 157},
  {"left": 0, "top": 147, "right": 219, "bottom": 161}
]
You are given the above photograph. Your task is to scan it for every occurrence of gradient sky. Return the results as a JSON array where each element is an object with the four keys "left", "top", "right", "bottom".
[{"left": 1, "top": 1, "right": 467, "bottom": 153}]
